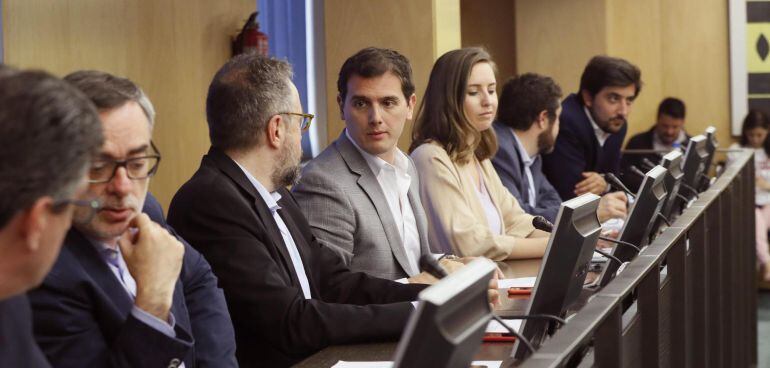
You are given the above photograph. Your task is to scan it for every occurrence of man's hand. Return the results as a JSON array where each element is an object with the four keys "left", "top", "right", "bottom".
[
  {"left": 597, "top": 191, "right": 628, "bottom": 222},
  {"left": 488, "top": 278, "right": 500, "bottom": 309},
  {"left": 407, "top": 259, "right": 465, "bottom": 284},
  {"left": 757, "top": 177, "right": 770, "bottom": 191},
  {"left": 118, "top": 214, "right": 185, "bottom": 321},
  {"left": 575, "top": 172, "right": 607, "bottom": 196}
]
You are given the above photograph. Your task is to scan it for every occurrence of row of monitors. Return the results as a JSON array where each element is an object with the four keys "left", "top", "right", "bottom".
[{"left": 387, "top": 127, "right": 718, "bottom": 367}]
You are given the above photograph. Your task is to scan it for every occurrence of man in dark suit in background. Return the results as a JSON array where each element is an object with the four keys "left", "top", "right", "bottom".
[
  {"left": 492, "top": 73, "right": 627, "bottom": 223},
  {"left": 0, "top": 68, "right": 103, "bottom": 367},
  {"left": 621, "top": 97, "right": 689, "bottom": 191},
  {"left": 28, "top": 71, "right": 237, "bottom": 368},
  {"left": 542, "top": 55, "right": 642, "bottom": 200},
  {"left": 168, "top": 53, "right": 427, "bottom": 367}
]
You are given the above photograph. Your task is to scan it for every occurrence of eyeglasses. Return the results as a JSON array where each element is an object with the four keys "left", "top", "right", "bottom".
[
  {"left": 88, "top": 141, "right": 162, "bottom": 184},
  {"left": 52, "top": 198, "right": 102, "bottom": 224},
  {"left": 279, "top": 112, "right": 314, "bottom": 132}
]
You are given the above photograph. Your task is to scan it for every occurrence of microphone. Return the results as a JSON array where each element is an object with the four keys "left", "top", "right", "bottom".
[
  {"left": 629, "top": 165, "right": 646, "bottom": 178},
  {"left": 419, "top": 254, "right": 448, "bottom": 279},
  {"left": 598, "top": 235, "right": 640, "bottom": 253},
  {"left": 532, "top": 216, "right": 625, "bottom": 265},
  {"left": 641, "top": 158, "right": 657, "bottom": 171},
  {"left": 678, "top": 182, "right": 700, "bottom": 200},
  {"left": 418, "top": 254, "right": 535, "bottom": 354},
  {"left": 532, "top": 216, "right": 554, "bottom": 232},
  {"left": 605, "top": 173, "right": 636, "bottom": 199},
  {"left": 655, "top": 212, "right": 671, "bottom": 227}
]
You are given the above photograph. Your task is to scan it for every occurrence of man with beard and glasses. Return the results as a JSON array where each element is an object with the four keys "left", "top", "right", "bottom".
[
  {"left": 167, "top": 53, "right": 428, "bottom": 367},
  {"left": 28, "top": 71, "right": 237, "bottom": 368},
  {"left": 0, "top": 67, "right": 103, "bottom": 368},
  {"left": 541, "top": 56, "right": 642, "bottom": 200},
  {"left": 492, "top": 73, "right": 627, "bottom": 223}
]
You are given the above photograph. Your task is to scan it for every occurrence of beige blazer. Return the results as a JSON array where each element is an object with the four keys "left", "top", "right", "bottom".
[{"left": 411, "top": 142, "right": 535, "bottom": 260}]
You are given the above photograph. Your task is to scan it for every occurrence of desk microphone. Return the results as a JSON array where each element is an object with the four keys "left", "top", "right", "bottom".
[
  {"left": 629, "top": 165, "right": 646, "bottom": 179},
  {"left": 641, "top": 158, "right": 658, "bottom": 171},
  {"left": 605, "top": 173, "right": 636, "bottom": 199},
  {"left": 531, "top": 217, "right": 625, "bottom": 265},
  {"left": 417, "top": 254, "right": 535, "bottom": 353},
  {"left": 678, "top": 182, "right": 700, "bottom": 200}
]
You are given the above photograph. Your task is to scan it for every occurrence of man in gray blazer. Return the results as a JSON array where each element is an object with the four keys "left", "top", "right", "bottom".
[{"left": 294, "top": 47, "right": 463, "bottom": 281}]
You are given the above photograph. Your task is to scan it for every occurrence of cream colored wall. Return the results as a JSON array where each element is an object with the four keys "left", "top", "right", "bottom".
[
  {"left": 322, "top": 0, "right": 461, "bottom": 152},
  {"left": 3, "top": 0, "right": 255, "bottom": 209},
  {"left": 515, "top": 0, "right": 731, "bottom": 145}
]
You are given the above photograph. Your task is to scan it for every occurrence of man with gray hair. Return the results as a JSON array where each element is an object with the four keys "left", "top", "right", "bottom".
[
  {"left": 28, "top": 71, "right": 237, "bottom": 368},
  {"left": 168, "top": 53, "right": 427, "bottom": 367},
  {"left": 0, "top": 68, "right": 103, "bottom": 367}
]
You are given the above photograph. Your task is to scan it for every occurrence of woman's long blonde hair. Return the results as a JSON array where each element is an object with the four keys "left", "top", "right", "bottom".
[{"left": 409, "top": 47, "right": 498, "bottom": 164}]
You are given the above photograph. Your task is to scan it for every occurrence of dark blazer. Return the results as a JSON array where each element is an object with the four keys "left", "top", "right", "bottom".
[
  {"left": 167, "top": 147, "right": 426, "bottom": 368},
  {"left": 542, "top": 93, "right": 627, "bottom": 200},
  {"left": 0, "top": 295, "right": 50, "bottom": 367},
  {"left": 491, "top": 121, "right": 563, "bottom": 222},
  {"left": 620, "top": 127, "right": 690, "bottom": 192},
  {"left": 28, "top": 193, "right": 237, "bottom": 368}
]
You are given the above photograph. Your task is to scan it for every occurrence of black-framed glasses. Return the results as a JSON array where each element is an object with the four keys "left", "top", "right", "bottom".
[
  {"left": 279, "top": 112, "right": 314, "bottom": 132},
  {"left": 88, "top": 141, "right": 162, "bottom": 184},
  {"left": 52, "top": 198, "right": 102, "bottom": 224}
]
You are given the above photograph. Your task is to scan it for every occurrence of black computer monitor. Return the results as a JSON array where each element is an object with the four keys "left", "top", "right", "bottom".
[
  {"left": 597, "top": 165, "right": 668, "bottom": 288},
  {"left": 392, "top": 258, "right": 496, "bottom": 368},
  {"left": 699, "top": 126, "right": 718, "bottom": 190},
  {"left": 511, "top": 193, "right": 602, "bottom": 361},
  {"left": 658, "top": 150, "right": 685, "bottom": 225},
  {"left": 680, "top": 135, "right": 709, "bottom": 201}
]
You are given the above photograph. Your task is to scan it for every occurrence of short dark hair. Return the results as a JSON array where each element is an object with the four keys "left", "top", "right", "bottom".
[
  {"left": 579, "top": 55, "right": 642, "bottom": 105},
  {"left": 497, "top": 73, "right": 563, "bottom": 131},
  {"left": 206, "top": 53, "right": 293, "bottom": 151},
  {"left": 657, "top": 97, "right": 686, "bottom": 119},
  {"left": 64, "top": 70, "right": 156, "bottom": 126},
  {"left": 337, "top": 47, "right": 415, "bottom": 101},
  {"left": 0, "top": 70, "right": 103, "bottom": 227}
]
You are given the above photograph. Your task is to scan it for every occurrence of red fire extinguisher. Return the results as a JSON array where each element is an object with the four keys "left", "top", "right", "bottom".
[{"left": 233, "top": 12, "right": 269, "bottom": 57}]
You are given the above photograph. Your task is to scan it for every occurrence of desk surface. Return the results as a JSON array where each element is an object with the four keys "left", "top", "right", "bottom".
[{"left": 295, "top": 258, "right": 550, "bottom": 368}]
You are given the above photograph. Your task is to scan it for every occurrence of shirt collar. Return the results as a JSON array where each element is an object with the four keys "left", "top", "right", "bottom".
[
  {"left": 345, "top": 129, "right": 410, "bottom": 176},
  {"left": 510, "top": 129, "right": 536, "bottom": 167},
  {"left": 234, "top": 161, "right": 282, "bottom": 213},
  {"left": 584, "top": 106, "right": 610, "bottom": 146}
]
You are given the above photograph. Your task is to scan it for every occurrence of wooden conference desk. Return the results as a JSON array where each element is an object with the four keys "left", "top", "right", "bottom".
[{"left": 294, "top": 258, "right": 547, "bottom": 367}]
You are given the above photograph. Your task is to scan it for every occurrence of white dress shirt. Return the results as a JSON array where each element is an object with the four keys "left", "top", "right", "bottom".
[
  {"left": 235, "top": 162, "right": 313, "bottom": 299},
  {"left": 346, "top": 130, "right": 421, "bottom": 275},
  {"left": 652, "top": 130, "right": 686, "bottom": 151},
  {"left": 584, "top": 106, "right": 610, "bottom": 146},
  {"left": 511, "top": 130, "right": 538, "bottom": 207}
]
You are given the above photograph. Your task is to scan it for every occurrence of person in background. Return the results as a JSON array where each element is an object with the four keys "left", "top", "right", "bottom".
[
  {"left": 621, "top": 97, "right": 690, "bottom": 191},
  {"left": 728, "top": 109, "right": 770, "bottom": 281},
  {"left": 409, "top": 47, "right": 550, "bottom": 261},
  {"left": 542, "top": 55, "right": 642, "bottom": 200},
  {"left": 491, "top": 73, "right": 628, "bottom": 223}
]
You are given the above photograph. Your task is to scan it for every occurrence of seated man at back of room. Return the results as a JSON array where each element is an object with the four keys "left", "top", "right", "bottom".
[
  {"left": 492, "top": 73, "right": 627, "bottom": 224},
  {"left": 621, "top": 97, "right": 689, "bottom": 191},
  {"left": 168, "top": 53, "right": 441, "bottom": 367},
  {"left": 0, "top": 68, "right": 104, "bottom": 368},
  {"left": 28, "top": 71, "right": 237, "bottom": 368},
  {"left": 293, "top": 47, "right": 466, "bottom": 282},
  {"left": 541, "top": 55, "right": 642, "bottom": 200}
]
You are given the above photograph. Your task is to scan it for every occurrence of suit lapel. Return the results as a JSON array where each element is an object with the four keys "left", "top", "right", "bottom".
[
  {"left": 505, "top": 128, "right": 531, "bottom": 203},
  {"left": 407, "top": 175, "right": 431, "bottom": 258},
  {"left": 66, "top": 230, "right": 134, "bottom": 316},
  {"left": 335, "top": 132, "right": 417, "bottom": 276},
  {"left": 205, "top": 148, "right": 300, "bottom": 288}
]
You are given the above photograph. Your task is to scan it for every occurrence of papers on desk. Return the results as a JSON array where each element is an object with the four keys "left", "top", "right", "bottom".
[
  {"left": 485, "top": 318, "right": 522, "bottom": 334},
  {"left": 332, "top": 361, "right": 502, "bottom": 368},
  {"left": 497, "top": 277, "right": 536, "bottom": 289},
  {"left": 591, "top": 247, "right": 613, "bottom": 263}
]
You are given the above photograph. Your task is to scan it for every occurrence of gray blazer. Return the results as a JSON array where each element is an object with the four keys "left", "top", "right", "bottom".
[{"left": 293, "top": 131, "right": 431, "bottom": 280}]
